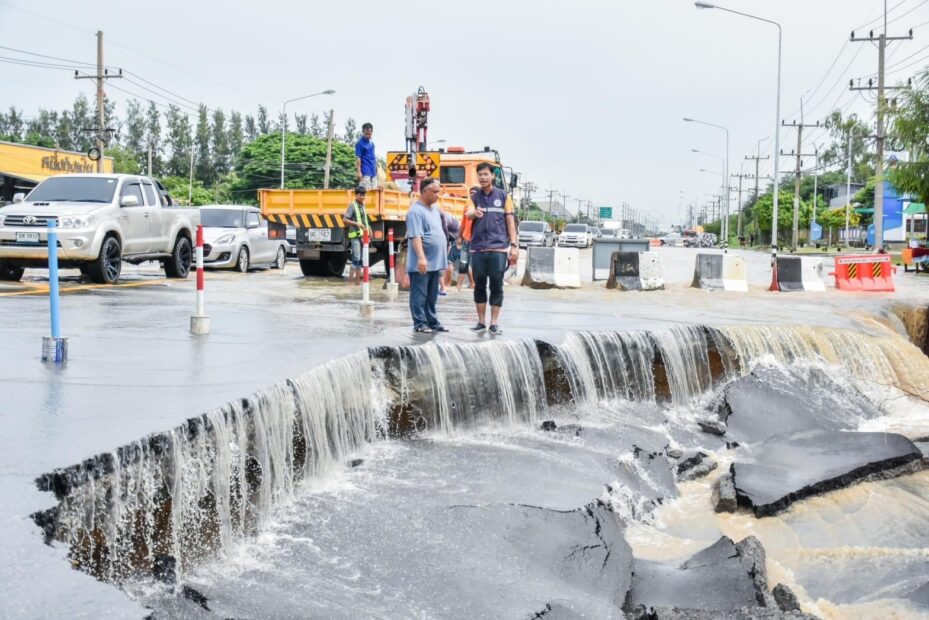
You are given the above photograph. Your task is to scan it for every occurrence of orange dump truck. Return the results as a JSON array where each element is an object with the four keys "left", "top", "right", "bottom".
[{"left": 260, "top": 147, "right": 517, "bottom": 277}]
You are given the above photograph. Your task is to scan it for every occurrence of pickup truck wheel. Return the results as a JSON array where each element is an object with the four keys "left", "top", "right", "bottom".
[
  {"left": 271, "top": 246, "right": 286, "bottom": 269},
  {"left": 235, "top": 247, "right": 249, "bottom": 273},
  {"left": 164, "top": 236, "right": 192, "bottom": 278},
  {"left": 299, "top": 253, "right": 347, "bottom": 277},
  {"left": 0, "top": 262, "right": 24, "bottom": 281},
  {"left": 87, "top": 236, "right": 122, "bottom": 284}
]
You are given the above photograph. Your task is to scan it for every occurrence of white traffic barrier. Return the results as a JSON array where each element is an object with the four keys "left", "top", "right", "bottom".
[
  {"left": 521, "top": 246, "right": 581, "bottom": 289},
  {"left": 360, "top": 229, "right": 374, "bottom": 317},
  {"left": 607, "top": 251, "right": 664, "bottom": 291},
  {"left": 721, "top": 255, "right": 748, "bottom": 292},
  {"left": 190, "top": 225, "right": 210, "bottom": 334},
  {"left": 775, "top": 256, "right": 825, "bottom": 292},
  {"left": 692, "top": 253, "right": 747, "bottom": 292}
]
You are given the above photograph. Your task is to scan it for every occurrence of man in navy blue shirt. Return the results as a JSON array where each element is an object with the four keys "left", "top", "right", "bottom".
[
  {"left": 466, "top": 162, "right": 518, "bottom": 334},
  {"left": 355, "top": 123, "right": 377, "bottom": 190},
  {"left": 406, "top": 178, "right": 449, "bottom": 334}
]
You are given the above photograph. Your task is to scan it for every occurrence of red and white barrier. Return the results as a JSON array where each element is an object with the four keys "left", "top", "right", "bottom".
[
  {"left": 388, "top": 227, "right": 396, "bottom": 285},
  {"left": 190, "top": 225, "right": 210, "bottom": 334}
]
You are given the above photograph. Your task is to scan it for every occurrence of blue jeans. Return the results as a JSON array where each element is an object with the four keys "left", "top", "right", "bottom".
[{"left": 409, "top": 270, "right": 442, "bottom": 329}]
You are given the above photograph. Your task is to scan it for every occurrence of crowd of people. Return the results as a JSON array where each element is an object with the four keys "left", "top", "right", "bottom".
[{"left": 343, "top": 124, "right": 519, "bottom": 335}]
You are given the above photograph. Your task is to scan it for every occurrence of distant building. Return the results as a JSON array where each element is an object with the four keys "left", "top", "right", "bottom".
[
  {"left": 535, "top": 200, "right": 569, "bottom": 219},
  {"left": 825, "top": 182, "right": 865, "bottom": 209},
  {"left": 0, "top": 140, "right": 114, "bottom": 203}
]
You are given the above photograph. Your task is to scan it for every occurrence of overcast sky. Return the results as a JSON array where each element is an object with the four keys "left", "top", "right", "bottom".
[{"left": 2, "top": 0, "right": 928, "bottom": 226}]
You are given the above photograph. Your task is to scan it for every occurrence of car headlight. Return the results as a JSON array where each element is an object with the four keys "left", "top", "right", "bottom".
[
  {"left": 215, "top": 233, "right": 236, "bottom": 244},
  {"left": 60, "top": 214, "right": 94, "bottom": 228}
]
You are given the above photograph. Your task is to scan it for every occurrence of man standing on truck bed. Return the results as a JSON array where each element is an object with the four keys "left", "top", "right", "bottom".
[
  {"left": 355, "top": 123, "right": 377, "bottom": 190},
  {"left": 343, "top": 185, "right": 371, "bottom": 285},
  {"left": 406, "top": 178, "right": 448, "bottom": 334},
  {"left": 466, "top": 162, "right": 518, "bottom": 334}
]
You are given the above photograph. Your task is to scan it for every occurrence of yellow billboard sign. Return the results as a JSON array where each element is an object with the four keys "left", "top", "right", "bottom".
[{"left": 0, "top": 140, "right": 114, "bottom": 183}]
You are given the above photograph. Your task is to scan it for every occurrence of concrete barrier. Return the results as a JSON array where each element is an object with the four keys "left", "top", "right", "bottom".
[
  {"left": 775, "top": 256, "right": 825, "bottom": 292},
  {"left": 692, "top": 253, "right": 747, "bottom": 292},
  {"left": 606, "top": 251, "right": 664, "bottom": 291},
  {"left": 522, "top": 246, "right": 581, "bottom": 289}
]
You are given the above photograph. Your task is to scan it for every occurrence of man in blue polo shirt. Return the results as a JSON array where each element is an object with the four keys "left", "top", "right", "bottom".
[
  {"left": 355, "top": 123, "right": 377, "bottom": 190},
  {"left": 466, "top": 162, "right": 518, "bottom": 334},
  {"left": 406, "top": 178, "right": 449, "bottom": 334}
]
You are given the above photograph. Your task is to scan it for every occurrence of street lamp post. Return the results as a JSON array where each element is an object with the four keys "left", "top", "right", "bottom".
[
  {"left": 693, "top": 149, "right": 725, "bottom": 232},
  {"left": 280, "top": 90, "right": 335, "bottom": 189},
  {"left": 696, "top": 1, "right": 781, "bottom": 261},
  {"left": 684, "top": 117, "right": 729, "bottom": 246}
]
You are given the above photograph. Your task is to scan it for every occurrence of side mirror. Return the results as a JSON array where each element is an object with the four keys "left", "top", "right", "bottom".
[
  {"left": 510, "top": 173, "right": 519, "bottom": 189},
  {"left": 247, "top": 220, "right": 260, "bottom": 229},
  {"left": 120, "top": 195, "right": 139, "bottom": 207},
  {"left": 12, "top": 193, "right": 25, "bottom": 203}
]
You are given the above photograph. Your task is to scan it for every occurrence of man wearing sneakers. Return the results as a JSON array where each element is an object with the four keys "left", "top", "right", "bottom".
[{"left": 466, "top": 162, "right": 518, "bottom": 334}]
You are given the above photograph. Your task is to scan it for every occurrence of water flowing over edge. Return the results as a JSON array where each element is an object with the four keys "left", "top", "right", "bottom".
[{"left": 31, "top": 321, "right": 929, "bottom": 585}]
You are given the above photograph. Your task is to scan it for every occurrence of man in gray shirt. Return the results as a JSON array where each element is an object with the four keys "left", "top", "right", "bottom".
[{"left": 406, "top": 178, "right": 448, "bottom": 333}]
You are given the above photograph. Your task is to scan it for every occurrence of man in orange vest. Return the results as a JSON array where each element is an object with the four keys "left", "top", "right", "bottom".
[{"left": 455, "top": 186, "right": 478, "bottom": 291}]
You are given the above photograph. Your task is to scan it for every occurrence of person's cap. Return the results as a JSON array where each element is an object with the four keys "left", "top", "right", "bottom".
[{"left": 355, "top": 185, "right": 367, "bottom": 194}]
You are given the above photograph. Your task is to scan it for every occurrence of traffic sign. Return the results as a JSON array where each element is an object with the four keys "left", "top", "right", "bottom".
[
  {"left": 385, "top": 151, "right": 441, "bottom": 180},
  {"left": 599, "top": 206, "right": 612, "bottom": 219}
]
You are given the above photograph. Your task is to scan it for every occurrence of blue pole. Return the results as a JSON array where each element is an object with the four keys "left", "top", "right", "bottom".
[{"left": 48, "top": 219, "right": 61, "bottom": 340}]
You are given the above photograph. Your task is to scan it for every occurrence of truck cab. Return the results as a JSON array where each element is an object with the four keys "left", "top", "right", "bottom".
[{"left": 437, "top": 147, "right": 517, "bottom": 198}]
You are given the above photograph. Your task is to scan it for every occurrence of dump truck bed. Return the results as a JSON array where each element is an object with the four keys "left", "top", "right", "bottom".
[{"left": 259, "top": 188, "right": 469, "bottom": 228}]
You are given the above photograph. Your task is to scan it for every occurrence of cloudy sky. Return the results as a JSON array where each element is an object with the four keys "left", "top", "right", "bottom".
[{"left": 2, "top": 0, "right": 928, "bottom": 226}]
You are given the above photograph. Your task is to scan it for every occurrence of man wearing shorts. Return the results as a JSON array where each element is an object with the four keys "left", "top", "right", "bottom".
[
  {"left": 343, "top": 185, "right": 371, "bottom": 285},
  {"left": 466, "top": 163, "right": 518, "bottom": 334},
  {"left": 355, "top": 123, "right": 377, "bottom": 190}
]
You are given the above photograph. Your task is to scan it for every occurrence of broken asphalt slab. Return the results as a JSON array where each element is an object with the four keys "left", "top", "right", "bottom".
[{"left": 731, "top": 429, "right": 924, "bottom": 517}]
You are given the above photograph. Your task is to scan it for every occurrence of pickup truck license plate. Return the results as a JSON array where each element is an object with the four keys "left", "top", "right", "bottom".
[
  {"left": 306, "top": 228, "right": 331, "bottom": 242},
  {"left": 16, "top": 232, "right": 40, "bottom": 243}
]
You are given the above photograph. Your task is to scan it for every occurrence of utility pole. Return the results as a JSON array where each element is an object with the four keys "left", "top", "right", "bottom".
[
  {"left": 850, "top": 2, "right": 914, "bottom": 250},
  {"left": 811, "top": 144, "right": 821, "bottom": 243},
  {"left": 732, "top": 162, "right": 748, "bottom": 239},
  {"left": 561, "top": 191, "right": 571, "bottom": 222},
  {"left": 147, "top": 142, "right": 153, "bottom": 176},
  {"left": 74, "top": 31, "right": 121, "bottom": 171},
  {"left": 323, "top": 109, "right": 335, "bottom": 189},
  {"left": 745, "top": 143, "right": 770, "bottom": 243},
  {"left": 781, "top": 102, "right": 819, "bottom": 251},
  {"left": 523, "top": 181, "right": 537, "bottom": 219},
  {"left": 845, "top": 132, "right": 852, "bottom": 243},
  {"left": 575, "top": 198, "right": 585, "bottom": 223}
]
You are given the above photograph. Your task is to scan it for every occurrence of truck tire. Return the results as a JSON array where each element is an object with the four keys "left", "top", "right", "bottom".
[
  {"left": 299, "top": 253, "right": 347, "bottom": 277},
  {"left": 0, "top": 262, "right": 24, "bottom": 281},
  {"left": 164, "top": 235, "right": 192, "bottom": 278},
  {"left": 87, "top": 236, "right": 122, "bottom": 284}
]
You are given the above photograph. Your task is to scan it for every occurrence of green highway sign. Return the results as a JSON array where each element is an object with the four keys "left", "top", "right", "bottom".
[{"left": 599, "top": 206, "right": 612, "bottom": 219}]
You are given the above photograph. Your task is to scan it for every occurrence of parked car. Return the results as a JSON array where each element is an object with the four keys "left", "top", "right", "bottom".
[
  {"left": 600, "top": 228, "right": 618, "bottom": 239},
  {"left": 660, "top": 232, "right": 683, "bottom": 247},
  {"left": 0, "top": 173, "right": 199, "bottom": 284},
  {"left": 517, "top": 220, "right": 555, "bottom": 248},
  {"left": 591, "top": 226, "right": 601, "bottom": 239},
  {"left": 558, "top": 224, "right": 593, "bottom": 248},
  {"left": 199, "top": 205, "right": 288, "bottom": 272}
]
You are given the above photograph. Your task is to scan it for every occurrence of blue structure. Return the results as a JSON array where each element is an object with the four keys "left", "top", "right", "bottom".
[{"left": 866, "top": 180, "right": 906, "bottom": 246}]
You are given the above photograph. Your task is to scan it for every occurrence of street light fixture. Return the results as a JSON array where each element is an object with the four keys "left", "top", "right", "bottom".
[
  {"left": 280, "top": 89, "right": 336, "bottom": 188},
  {"left": 695, "top": 1, "right": 781, "bottom": 260},
  {"left": 684, "top": 117, "right": 729, "bottom": 245}
]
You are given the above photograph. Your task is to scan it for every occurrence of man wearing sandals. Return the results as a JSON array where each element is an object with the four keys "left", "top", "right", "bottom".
[
  {"left": 466, "top": 162, "right": 518, "bottom": 334},
  {"left": 407, "top": 178, "right": 449, "bottom": 334}
]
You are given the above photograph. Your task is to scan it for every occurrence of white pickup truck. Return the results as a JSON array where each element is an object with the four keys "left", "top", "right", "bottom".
[{"left": 0, "top": 173, "right": 199, "bottom": 284}]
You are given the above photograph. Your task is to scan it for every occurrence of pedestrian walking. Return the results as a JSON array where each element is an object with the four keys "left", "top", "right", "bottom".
[
  {"left": 355, "top": 123, "right": 377, "bottom": 190},
  {"left": 407, "top": 178, "right": 448, "bottom": 334},
  {"left": 343, "top": 185, "right": 371, "bottom": 285},
  {"left": 466, "top": 162, "right": 518, "bottom": 334}
]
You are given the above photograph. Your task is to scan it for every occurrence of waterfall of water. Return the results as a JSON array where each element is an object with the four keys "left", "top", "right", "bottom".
[{"left": 35, "top": 323, "right": 929, "bottom": 588}]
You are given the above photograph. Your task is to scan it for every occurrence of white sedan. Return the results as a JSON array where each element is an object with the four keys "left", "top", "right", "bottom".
[{"left": 199, "top": 205, "right": 287, "bottom": 272}]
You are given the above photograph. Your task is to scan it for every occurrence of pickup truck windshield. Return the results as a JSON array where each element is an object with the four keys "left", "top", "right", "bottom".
[
  {"left": 519, "top": 222, "right": 544, "bottom": 232},
  {"left": 27, "top": 177, "right": 118, "bottom": 203},
  {"left": 564, "top": 224, "right": 587, "bottom": 232},
  {"left": 200, "top": 209, "right": 244, "bottom": 228}
]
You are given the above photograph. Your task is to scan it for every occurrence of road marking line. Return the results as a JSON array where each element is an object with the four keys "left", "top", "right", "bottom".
[{"left": 0, "top": 279, "right": 168, "bottom": 297}]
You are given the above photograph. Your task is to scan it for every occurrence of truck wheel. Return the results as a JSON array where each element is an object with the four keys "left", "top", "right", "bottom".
[
  {"left": 299, "top": 254, "right": 347, "bottom": 277},
  {"left": 235, "top": 247, "right": 250, "bottom": 273},
  {"left": 87, "top": 236, "right": 122, "bottom": 284},
  {"left": 164, "top": 236, "right": 192, "bottom": 278},
  {"left": 271, "top": 246, "right": 286, "bottom": 269},
  {"left": 0, "top": 262, "right": 24, "bottom": 281}
]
